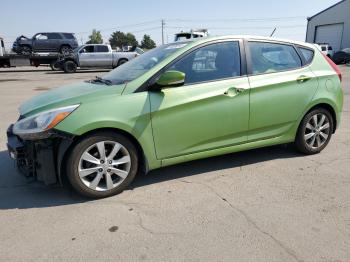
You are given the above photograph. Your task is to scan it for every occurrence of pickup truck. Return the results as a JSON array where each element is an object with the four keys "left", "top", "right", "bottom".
[{"left": 57, "top": 44, "right": 143, "bottom": 73}]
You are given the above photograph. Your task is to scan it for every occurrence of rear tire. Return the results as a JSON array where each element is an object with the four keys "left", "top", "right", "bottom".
[
  {"left": 66, "top": 132, "right": 139, "bottom": 198},
  {"left": 117, "top": 58, "right": 128, "bottom": 67},
  {"left": 50, "top": 61, "right": 61, "bottom": 71},
  {"left": 295, "top": 108, "right": 333, "bottom": 154},
  {"left": 63, "top": 60, "right": 77, "bottom": 73}
]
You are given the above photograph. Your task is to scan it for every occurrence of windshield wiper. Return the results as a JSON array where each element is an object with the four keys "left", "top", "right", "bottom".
[{"left": 89, "top": 76, "right": 113, "bottom": 85}]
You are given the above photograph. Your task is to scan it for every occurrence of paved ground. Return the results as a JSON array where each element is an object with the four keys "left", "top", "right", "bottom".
[{"left": 0, "top": 66, "right": 349, "bottom": 262}]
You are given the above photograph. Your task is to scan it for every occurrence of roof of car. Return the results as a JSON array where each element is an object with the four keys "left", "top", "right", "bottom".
[{"left": 184, "top": 35, "right": 316, "bottom": 49}]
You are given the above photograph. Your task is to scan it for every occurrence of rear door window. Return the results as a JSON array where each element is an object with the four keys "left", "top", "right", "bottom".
[
  {"left": 248, "top": 42, "right": 302, "bottom": 75},
  {"left": 96, "top": 45, "right": 109, "bottom": 52},
  {"left": 47, "top": 33, "right": 62, "bottom": 39}
]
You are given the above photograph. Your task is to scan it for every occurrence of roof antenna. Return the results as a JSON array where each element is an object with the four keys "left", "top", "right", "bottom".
[{"left": 270, "top": 28, "right": 277, "bottom": 37}]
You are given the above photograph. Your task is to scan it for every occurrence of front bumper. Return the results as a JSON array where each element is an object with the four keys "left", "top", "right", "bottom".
[{"left": 6, "top": 125, "right": 71, "bottom": 185}]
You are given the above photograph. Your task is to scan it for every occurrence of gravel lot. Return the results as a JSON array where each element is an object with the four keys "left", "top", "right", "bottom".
[{"left": 0, "top": 66, "right": 349, "bottom": 262}]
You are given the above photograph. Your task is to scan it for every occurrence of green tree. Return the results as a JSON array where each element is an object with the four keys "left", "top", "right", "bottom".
[
  {"left": 86, "top": 29, "right": 103, "bottom": 44},
  {"left": 109, "top": 31, "right": 126, "bottom": 49},
  {"left": 125, "top": 33, "right": 138, "bottom": 48},
  {"left": 140, "top": 34, "right": 156, "bottom": 49},
  {"left": 109, "top": 31, "right": 139, "bottom": 49}
]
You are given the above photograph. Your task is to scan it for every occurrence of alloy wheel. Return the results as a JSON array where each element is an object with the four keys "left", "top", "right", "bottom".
[
  {"left": 304, "top": 113, "right": 331, "bottom": 149},
  {"left": 78, "top": 141, "right": 131, "bottom": 191}
]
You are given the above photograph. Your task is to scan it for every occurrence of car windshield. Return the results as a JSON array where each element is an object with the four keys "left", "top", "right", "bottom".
[{"left": 103, "top": 42, "right": 191, "bottom": 84}]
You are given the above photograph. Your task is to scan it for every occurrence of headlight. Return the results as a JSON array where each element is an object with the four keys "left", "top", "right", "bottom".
[{"left": 13, "top": 104, "right": 79, "bottom": 139}]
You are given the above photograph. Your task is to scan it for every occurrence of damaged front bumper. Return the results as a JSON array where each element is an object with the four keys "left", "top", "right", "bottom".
[{"left": 6, "top": 124, "right": 74, "bottom": 185}]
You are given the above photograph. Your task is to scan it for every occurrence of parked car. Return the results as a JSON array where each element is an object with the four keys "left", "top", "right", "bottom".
[
  {"left": 317, "top": 43, "right": 334, "bottom": 58},
  {"left": 332, "top": 48, "right": 350, "bottom": 64},
  {"left": 12, "top": 32, "right": 78, "bottom": 55},
  {"left": 7, "top": 36, "right": 343, "bottom": 198},
  {"left": 56, "top": 44, "right": 142, "bottom": 73}
]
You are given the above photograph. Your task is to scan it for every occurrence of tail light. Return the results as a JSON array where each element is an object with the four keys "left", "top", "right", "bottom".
[{"left": 323, "top": 54, "right": 342, "bottom": 82}]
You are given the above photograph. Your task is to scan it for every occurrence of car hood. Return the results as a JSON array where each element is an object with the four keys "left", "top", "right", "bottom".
[{"left": 19, "top": 81, "right": 126, "bottom": 116}]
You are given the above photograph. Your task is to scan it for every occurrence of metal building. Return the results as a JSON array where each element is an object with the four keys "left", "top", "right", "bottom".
[{"left": 306, "top": 0, "right": 350, "bottom": 52}]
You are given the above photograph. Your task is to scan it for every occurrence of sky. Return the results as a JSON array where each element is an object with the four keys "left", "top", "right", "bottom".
[{"left": 0, "top": 0, "right": 341, "bottom": 49}]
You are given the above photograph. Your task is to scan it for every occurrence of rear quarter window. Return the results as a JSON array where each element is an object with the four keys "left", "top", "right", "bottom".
[
  {"left": 62, "top": 33, "right": 76, "bottom": 40},
  {"left": 297, "top": 47, "right": 314, "bottom": 65}
]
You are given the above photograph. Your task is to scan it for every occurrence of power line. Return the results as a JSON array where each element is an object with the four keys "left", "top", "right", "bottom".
[
  {"left": 166, "top": 25, "right": 306, "bottom": 30},
  {"left": 167, "top": 16, "right": 306, "bottom": 23}
]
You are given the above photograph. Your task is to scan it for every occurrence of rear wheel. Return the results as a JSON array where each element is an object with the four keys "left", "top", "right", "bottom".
[
  {"left": 66, "top": 132, "right": 139, "bottom": 198},
  {"left": 63, "top": 60, "right": 77, "bottom": 73},
  {"left": 117, "top": 58, "right": 128, "bottom": 67},
  {"left": 50, "top": 61, "right": 61, "bottom": 71},
  {"left": 295, "top": 108, "right": 333, "bottom": 154}
]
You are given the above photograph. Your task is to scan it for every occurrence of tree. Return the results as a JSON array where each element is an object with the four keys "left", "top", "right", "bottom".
[
  {"left": 141, "top": 34, "right": 156, "bottom": 49},
  {"left": 125, "top": 33, "right": 138, "bottom": 48},
  {"left": 86, "top": 29, "right": 103, "bottom": 44},
  {"left": 109, "top": 31, "right": 139, "bottom": 49}
]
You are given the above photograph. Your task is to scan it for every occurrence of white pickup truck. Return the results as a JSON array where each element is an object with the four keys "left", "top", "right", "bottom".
[{"left": 57, "top": 44, "right": 143, "bottom": 73}]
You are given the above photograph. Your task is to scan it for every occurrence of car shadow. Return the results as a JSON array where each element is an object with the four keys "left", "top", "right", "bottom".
[
  {"left": 45, "top": 69, "right": 111, "bottom": 75},
  {"left": 0, "top": 68, "right": 51, "bottom": 73},
  {"left": 132, "top": 144, "right": 301, "bottom": 188},
  {"left": 0, "top": 144, "right": 302, "bottom": 210}
]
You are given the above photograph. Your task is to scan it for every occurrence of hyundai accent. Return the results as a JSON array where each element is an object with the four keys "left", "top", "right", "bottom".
[{"left": 7, "top": 36, "right": 344, "bottom": 198}]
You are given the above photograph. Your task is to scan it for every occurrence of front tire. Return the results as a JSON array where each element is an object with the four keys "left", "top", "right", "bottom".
[
  {"left": 66, "top": 132, "right": 139, "bottom": 198},
  {"left": 20, "top": 45, "right": 32, "bottom": 55},
  {"left": 295, "top": 108, "right": 333, "bottom": 154},
  {"left": 63, "top": 60, "right": 77, "bottom": 73}
]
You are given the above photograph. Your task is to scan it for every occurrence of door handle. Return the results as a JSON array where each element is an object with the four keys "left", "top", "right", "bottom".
[
  {"left": 224, "top": 87, "right": 245, "bottom": 97},
  {"left": 296, "top": 75, "right": 311, "bottom": 83}
]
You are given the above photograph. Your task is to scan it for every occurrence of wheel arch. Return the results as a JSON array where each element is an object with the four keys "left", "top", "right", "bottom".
[
  {"left": 300, "top": 102, "right": 337, "bottom": 133},
  {"left": 57, "top": 127, "right": 148, "bottom": 185},
  {"left": 60, "top": 44, "right": 72, "bottom": 49},
  {"left": 117, "top": 58, "right": 128, "bottom": 65}
]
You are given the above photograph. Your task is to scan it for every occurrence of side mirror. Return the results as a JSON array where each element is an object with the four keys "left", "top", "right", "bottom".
[{"left": 155, "top": 70, "right": 185, "bottom": 89}]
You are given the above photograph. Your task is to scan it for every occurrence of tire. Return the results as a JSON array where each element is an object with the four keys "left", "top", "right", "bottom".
[
  {"left": 295, "top": 108, "right": 334, "bottom": 154},
  {"left": 63, "top": 60, "right": 77, "bottom": 73},
  {"left": 66, "top": 131, "right": 139, "bottom": 198},
  {"left": 50, "top": 61, "right": 61, "bottom": 71},
  {"left": 20, "top": 45, "right": 32, "bottom": 55},
  {"left": 60, "top": 45, "right": 72, "bottom": 55},
  {"left": 117, "top": 58, "right": 128, "bottom": 67}
]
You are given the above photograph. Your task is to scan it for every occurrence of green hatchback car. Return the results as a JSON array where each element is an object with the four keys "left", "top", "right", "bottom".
[{"left": 7, "top": 36, "right": 343, "bottom": 198}]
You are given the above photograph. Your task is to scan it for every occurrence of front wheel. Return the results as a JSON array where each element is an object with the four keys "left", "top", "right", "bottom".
[
  {"left": 60, "top": 45, "right": 72, "bottom": 55},
  {"left": 66, "top": 132, "right": 139, "bottom": 198},
  {"left": 295, "top": 108, "right": 333, "bottom": 154},
  {"left": 63, "top": 60, "right": 77, "bottom": 73}
]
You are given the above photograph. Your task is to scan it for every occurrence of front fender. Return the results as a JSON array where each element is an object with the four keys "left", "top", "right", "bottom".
[{"left": 54, "top": 92, "right": 161, "bottom": 170}]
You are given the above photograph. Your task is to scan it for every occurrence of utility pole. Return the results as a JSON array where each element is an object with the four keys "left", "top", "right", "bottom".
[{"left": 161, "top": 19, "right": 165, "bottom": 45}]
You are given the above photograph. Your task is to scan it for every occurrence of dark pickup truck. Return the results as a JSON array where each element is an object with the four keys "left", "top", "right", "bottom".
[{"left": 12, "top": 32, "right": 78, "bottom": 55}]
